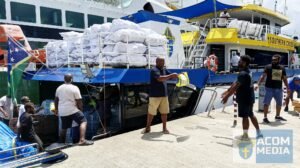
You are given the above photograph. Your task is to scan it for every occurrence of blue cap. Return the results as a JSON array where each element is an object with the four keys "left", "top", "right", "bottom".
[{"left": 293, "top": 76, "right": 300, "bottom": 81}]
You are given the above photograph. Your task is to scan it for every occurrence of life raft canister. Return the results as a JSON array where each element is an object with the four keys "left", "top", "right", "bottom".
[{"left": 207, "top": 55, "right": 218, "bottom": 72}]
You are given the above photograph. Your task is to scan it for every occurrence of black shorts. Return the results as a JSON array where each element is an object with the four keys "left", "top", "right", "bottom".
[
  {"left": 238, "top": 103, "right": 254, "bottom": 118},
  {"left": 60, "top": 112, "right": 87, "bottom": 129}
]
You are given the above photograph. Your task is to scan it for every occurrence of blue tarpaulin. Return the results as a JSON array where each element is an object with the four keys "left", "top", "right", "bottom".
[
  {"left": 160, "top": 0, "right": 241, "bottom": 19},
  {"left": 122, "top": 10, "right": 180, "bottom": 25},
  {"left": 25, "top": 68, "right": 209, "bottom": 89},
  {"left": 0, "top": 122, "right": 38, "bottom": 163}
]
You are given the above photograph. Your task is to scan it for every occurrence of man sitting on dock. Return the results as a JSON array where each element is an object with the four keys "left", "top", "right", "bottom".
[
  {"left": 221, "top": 55, "right": 262, "bottom": 140},
  {"left": 54, "top": 74, "right": 93, "bottom": 145},
  {"left": 256, "top": 54, "right": 289, "bottom": 123},
  {"left": 143, "top": 57, "right": 178, "bottom": 134}
]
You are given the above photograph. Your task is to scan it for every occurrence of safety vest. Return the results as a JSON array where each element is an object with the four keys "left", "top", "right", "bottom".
[{"left": 176, "top": 72, "right": 190, "bottom": 87}]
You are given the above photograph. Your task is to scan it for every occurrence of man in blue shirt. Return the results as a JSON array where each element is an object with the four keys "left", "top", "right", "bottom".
[
  {"left": 284, "top": 76, "right": 300, "bottom": 112},
  {"left": 143, "top": 57, "right": 178, "bottom": 134}
]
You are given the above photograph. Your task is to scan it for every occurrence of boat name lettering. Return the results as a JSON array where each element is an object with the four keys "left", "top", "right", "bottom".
[{"left": 267, "top": 35, "right": 294, "bottom": 48}]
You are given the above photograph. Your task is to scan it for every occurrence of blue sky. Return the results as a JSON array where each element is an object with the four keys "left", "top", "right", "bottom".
[{"left": 181, "top": 0, "right": 298, "bottom": 35}]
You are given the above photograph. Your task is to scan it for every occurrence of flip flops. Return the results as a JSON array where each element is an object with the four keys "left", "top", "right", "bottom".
[
  {"left": 162, "top": 129, "right": 170, "bottom": 134},
  {"left": 141, "top": 128, "right": 151, "bottom": 134},
  {"left": 78, "top": 140, "right": 94, "bottom": 146}
]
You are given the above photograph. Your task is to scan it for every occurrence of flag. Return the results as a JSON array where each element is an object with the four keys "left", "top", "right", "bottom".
[{"left": 7, "top": 36, "right": 31, "bottom": 99}]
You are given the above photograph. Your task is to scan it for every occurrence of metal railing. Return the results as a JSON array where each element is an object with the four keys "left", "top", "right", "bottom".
[{"left": 0, "top": 143, "right": 39, "bottom": 163}]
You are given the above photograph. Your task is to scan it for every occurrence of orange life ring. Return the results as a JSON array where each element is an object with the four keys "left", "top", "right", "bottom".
[{"left": 206, "top": 55, "right": 218, "bottom": 72}]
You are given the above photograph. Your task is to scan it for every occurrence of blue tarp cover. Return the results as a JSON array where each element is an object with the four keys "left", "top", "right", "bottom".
[
  {"left": 160, "top": 0, "right": 241, "bottom": 19},
  {"left": 0, "top": 122, "right": 37, "bottom": 163},
  {"left": 25, "top": 68, "right": 209, "bottom": 89},
  {"left": 122, "top": 10, "right": 180, "bottom": 25}
]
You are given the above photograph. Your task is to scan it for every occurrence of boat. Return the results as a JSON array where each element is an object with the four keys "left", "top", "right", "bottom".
[
  {"left": 2, "top": 0, "right": 300, "bottom": 166},
  {"left": 161, "top": 0, "right": 300, "bottom": 85},
  {"left": 0, "top": 8, "right": 211, "bottom": 166},
  {"left": 0, "top": 0, "right": 174, "bottom": 49}
]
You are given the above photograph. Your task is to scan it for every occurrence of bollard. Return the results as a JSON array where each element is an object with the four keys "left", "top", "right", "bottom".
[
  {"left": 232, "top": 92, "right": 237, "bottom": 128},
  {"left": 283, "top": 86, "right": 287, "bottom": 106}
]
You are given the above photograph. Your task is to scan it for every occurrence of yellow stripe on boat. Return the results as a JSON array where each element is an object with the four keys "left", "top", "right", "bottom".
[
  {"left": 206, "top": 28, "right": 295, "bottom": 51},
  {"left": 189, "top": 4, "right": 290, "bottom": 26}
]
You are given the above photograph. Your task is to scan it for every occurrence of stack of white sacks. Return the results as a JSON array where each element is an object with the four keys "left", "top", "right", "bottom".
[{"left": 45, "top": 19, "right": 168, "bottom": 68}]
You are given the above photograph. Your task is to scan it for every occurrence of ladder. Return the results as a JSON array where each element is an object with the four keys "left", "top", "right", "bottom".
[{"left": 184, "top": 19, "right": 211, "bottom": 69}]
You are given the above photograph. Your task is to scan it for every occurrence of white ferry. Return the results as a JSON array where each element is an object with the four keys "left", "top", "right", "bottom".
[{"left": 0, "top": 0, "right": 173, "bottom": 49}]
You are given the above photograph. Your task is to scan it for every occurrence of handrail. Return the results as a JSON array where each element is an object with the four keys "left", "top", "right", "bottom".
[
  {"left": 0, "top": 143, "right": 38, "bottom": 155},
  {"left": 196, "top": 88, "right": 218, "bottom": 117}
]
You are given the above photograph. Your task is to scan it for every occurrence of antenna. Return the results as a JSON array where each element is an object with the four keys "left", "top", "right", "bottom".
[
  {"left": 274, "top": 0, "right": 277, "bottom": 12},
  {"left": 284, "top": 0, "right": 287, "bottom": 15}
]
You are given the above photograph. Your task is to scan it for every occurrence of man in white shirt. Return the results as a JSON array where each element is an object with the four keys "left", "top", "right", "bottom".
[
  {"left": 54, "top": 74, "right": 93, "bottom": 145},
  {"left": 218, "top": 10, "right": 231, "bottom": 28},
  {"left": 291, "top": 52, "right": 299, "bottom": 69},
  {"left": 17, "top": 96, "right": 31, "bottom": 129},
  {"left": 231, "top": 52, "right": 241, "bottom": 72},
  {"left": 0, "top": 95, "right": 17, "bottom": 126}
]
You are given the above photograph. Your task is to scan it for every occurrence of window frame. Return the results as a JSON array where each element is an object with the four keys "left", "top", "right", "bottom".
[
  {"left": 40, "top": 6, "right": 62, "bottom": 26},
  {"left": 65, "top": 10, "right": 85, "bottom": 29},
  {"left": 10, "top": 2, "right": 36, "bottom": 23}
]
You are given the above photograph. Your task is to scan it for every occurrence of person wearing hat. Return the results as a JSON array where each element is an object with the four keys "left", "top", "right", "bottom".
[
  {"left": 17, "top": 96, "right": 31, "bottom": 129},
  {"left": 284, "top": 76, "right": 300, "bottom": 112}
]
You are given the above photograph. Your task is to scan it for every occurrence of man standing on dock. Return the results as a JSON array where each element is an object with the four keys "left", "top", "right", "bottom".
[
  {"left": 143, "top": 57, "right": 178, "bottom": 134},
  {"left": 222, "top": 55, "right": 262, "bottom": 140},
  {"left": 256, "top": 54, "right": 288, "bottom": 123},
  {"left": 54, "top": 74, "right": 93, "bottom": 145},
  {"left": 0, "top": 95, "right": 17, "bottom": 126}
]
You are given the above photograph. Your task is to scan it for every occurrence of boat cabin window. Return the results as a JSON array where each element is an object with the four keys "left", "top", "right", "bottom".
[
  {"left": 66, "top": 11, "right": 84, "bottom": 29},
  {"left": 11, "top": 2, "right": 36, "bottom": 23},
  {"left": 246, "top": 48, "right": 288, "bottom": 68},
  {"left": 88, "top": 14, "right": 104, "bottom": 27},
  {"left": 275, "top": 23, "right": 281, "bottom": 35},
  {"left": 261, "top": 18, "right": 270, "bottom": 25},
  {"left": 124, "top": 84, "right": 197, "bottom": 119},
  {"left": 40, "top": 7, "right": 62, "bottom": 26},
  {"left": 168, "top": 85, "right": 195, "bottom": 113},
  {"left": 19, "top": 24, "right": 82, "bottom": 40},
  {"left": 0, "top": 0, "right": 6, "bottom": 19},
  {"left": 124, "top": 85, "right": 149, "bottom": 119},
  {"left": 107, "top": 17, "right": 115, "bottom": 23}
]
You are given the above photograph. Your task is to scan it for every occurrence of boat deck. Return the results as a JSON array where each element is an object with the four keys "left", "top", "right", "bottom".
[{"left": 52, "top": 101, "right": 300, "bottom": 168}]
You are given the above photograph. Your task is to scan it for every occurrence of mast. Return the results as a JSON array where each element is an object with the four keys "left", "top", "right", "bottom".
[{"left": 213, "top": 0, "right": 217, "bottom": 19}]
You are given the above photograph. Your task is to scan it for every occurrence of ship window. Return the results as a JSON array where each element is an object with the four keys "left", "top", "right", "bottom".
[
  {"left": 28, "top": 41, "right": 47, "bottom": 50},
  {"left": 0, "top": 0, "right": 6, "bottom": 19},
  {"left": 88, "top": 14, "right": 104, "bottom": 27},
  {"left": 11, "top": 2, "right": 36, "bottom": 23},
  {"left": 66, "top": 11, "right": 84, "bottom": 29},
  {"left": 40, "top": 7, "right": 62, "bottom": 26},
  {"left": 124, "top": 85, "right": 149, "bottom": 119},
  {"left": 107, "top": 17, "right": 114, "bottom": 23}
]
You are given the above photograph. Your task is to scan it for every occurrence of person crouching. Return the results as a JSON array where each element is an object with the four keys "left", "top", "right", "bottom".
[{"left": 19, "top": 102, "right": 44, "bottom": 151}]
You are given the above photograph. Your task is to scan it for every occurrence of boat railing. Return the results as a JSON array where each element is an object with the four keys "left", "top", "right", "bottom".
[
  {"left": 191, "top": 56, "right": 207, "bottom": 69},
  {"left": 0, "top": 143, "right": 39, "bottom": 163},
  {"left": 209, "top": 18, "right": 285, "bottom": 41}
]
